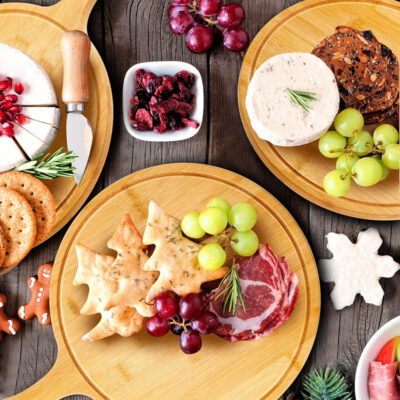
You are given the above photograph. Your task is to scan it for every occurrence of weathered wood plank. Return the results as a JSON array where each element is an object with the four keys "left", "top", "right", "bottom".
[{"left": 0, "top": 1, "right": 399, "bottom": 400}]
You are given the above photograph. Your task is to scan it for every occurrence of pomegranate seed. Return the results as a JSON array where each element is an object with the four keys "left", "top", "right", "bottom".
[
  {"left": 5, "top": 111, "right": 14, "bottom": 121},
  {"left": 9, "top": 105, "right": 20, "bottom": 113},
  {"left": 5, "top": 77, "right": 12, "bottom": 90},
  {"left": 0, "top": 111, "right": 6, "bottom": 123},
  {"left": 1, "top": 102, "right": 12, "bottom": 110},
  {"left": 5, "top": 94, "right": 18, "bottom": 103},
  {"left": 0, "top": 81, "right": 8, "bottom": 92},
  {"left": 14, "top": 82, "right": 24, "bottom": 94},
  {"left": 3, "top": 126, "right": 14, "bottom": 137},
  {"left": 3, "top": 121, "right": 13, "bottom": 129},
  {"left": 15, "top": 114, "right": 26, "bottom": 125}
]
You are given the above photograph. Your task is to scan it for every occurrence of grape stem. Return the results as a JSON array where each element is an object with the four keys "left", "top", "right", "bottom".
[
  {"left": 169, "top": 316, "right": 192, "bottom": 334},
  {"left": 188, "top": 0, "right": 223, "bottom": 32}
]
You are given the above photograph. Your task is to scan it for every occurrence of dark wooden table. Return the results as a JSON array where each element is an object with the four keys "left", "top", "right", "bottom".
[{"left": 0, "top": 0, "right": 399, "bottom": 399}]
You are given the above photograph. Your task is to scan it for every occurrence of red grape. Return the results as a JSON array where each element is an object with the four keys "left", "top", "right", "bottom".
[
  {"left": 169, "top": 11, "right": 195, "bottom": 35},
  {"left": 217, "top": 3, "right": 245, "bottom": 28},
  {"left": 154, "top": 292, "right": 178, "bottom": 319},
  {"left": 179, "top": 293, "right": 203, "bottom": 320},
  {"left": 192, "top": 311, "right": 219, "bottom": 334},
  {"left": 146, "top": 315, "right": 170, "bottom": 337},
  {"left": 186, "top": 25, "right": 214, "bottom": 53},
  {"left": 223, "top": 27, "right": 249, "bottom": 52},
  {"left": 198, "top": 0, "right": 222, "bottom": 16},
  {"left": 180, "top": 329, "right": 202, "bottom": 354},
  {"left": 170, "top": 324, "right": 184, "bottom": 336},
  {"left": 168, "top": 4, "right": 189, "bottom": 18}
]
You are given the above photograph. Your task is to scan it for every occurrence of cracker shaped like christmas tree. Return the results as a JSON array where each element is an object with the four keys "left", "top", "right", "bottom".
[
  {"left": 142, "top": 201, "right": 227, "bottom": 302},
  {"left": 105, "top": 214, "right": 158, "bottom": 317},
  {"left": 74, "top": 214, "right": 158, "bottom": 342}
]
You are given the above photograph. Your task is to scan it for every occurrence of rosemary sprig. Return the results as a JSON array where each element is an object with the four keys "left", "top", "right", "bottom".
[
  {"left": 286, "top": 88, "right": 317, "bottom": 112},
  {"left": 13, "top": 147, "right": 78, "bottom": 180},
  {"left": 215, "top": 264, "right": 246, "bottom": 315}
]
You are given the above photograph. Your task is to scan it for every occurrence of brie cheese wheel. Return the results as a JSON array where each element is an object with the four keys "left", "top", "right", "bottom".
[
  {"left": 17, "top": 118, "right": 58, "bottom": 146},
  {"left": 0, "top": 43, "right": 58, "bottom": 106},
  {"left": 246, "top": 52, "right": 340, "bottom": 147},
  {"left": 12, "top": 125, "right": 50, "bottom": 159},
  {"left": 0, "top": 136, "right": 27, "bottom": 171},
  {"left": 0, "top": 44, "right": 61, "bottom": 172},
  {"left": 21, "top": 106, "right": 61, "bottom": 126}
]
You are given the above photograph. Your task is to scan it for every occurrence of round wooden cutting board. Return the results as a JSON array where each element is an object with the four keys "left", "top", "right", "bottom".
[
  {"left": 238, "top": 0, "right": 400, "bottom": 221},
  {"left": 6, "top": 164, "right": 320, "bottom": 400},
  {"left": 0, "top": 0, "right": 113, "bottom": 240}
]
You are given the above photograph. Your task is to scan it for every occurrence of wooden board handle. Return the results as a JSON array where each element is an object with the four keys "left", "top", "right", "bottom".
[
  {"left": 61, "top": 30, "right": 91, "bottom": 105},
  {"left": 48, "top": 0, "right": 97, "bottom": 31}
]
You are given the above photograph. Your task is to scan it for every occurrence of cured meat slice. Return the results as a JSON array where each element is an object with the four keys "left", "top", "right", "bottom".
[
  {"left": 368, "top": 361, "right": 400, "bottom": 400},
  {"left": 205, "top": 244, "right": 299, "bottom": 342}
]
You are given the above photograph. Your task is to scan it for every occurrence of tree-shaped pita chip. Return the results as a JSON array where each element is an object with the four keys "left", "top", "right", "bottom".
[
  {"left": 105, "top": 214, "right": 158, "bottom": 317},
  {"left": 74, "top": 244, "right": 144, "bottom": 341},
  {"left": 143, "top": 201, "right": 227, "bottom": 301}
]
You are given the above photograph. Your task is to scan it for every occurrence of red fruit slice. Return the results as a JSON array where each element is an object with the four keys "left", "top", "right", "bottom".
[
  {"left": 376, "top": 337, "right": 400, "bottom": 364},
  {"left": 135, "top": 109, "right": 153, "bottom": 129}
]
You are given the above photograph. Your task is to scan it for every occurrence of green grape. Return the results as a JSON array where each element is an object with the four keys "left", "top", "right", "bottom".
[
  {"left": 336, "top": 153, "right": 359, "bottom": 171},
  {"left": 352, "top": 157, "right": 382, "bottom": 186},
  {"left": 181, "top": 212, "right": 205, "bottom": 239},
  {"left": 323, "top": 169, "right": 351, "bottom": 197},
  {"left": 318, "top": 131, "right": 347, "bottom": 158},
  {"left": 228, "top": 202, "right": 258, "bottom": 232},
  {"left": 207, "top": 198, "right": 231, "bottom": 216},
  {"left": 372, "top": 155, "right": 390, "bottom": 181},
  {"left": 334, "top": 108, "right": 364, "bottom": 137},
  {"left": 231, "top": 230, "right": 259, "bottom": 257},
  {"left": 347, "top": 130, "right": 373, "bottom": 155},
  {"left": 373, "top": 124, "right": 399, "bottom": 150},
  {"left": 198, "top": 243, "right": 226, "bottom": 270},
  {"left": 199, "top": 207, "right": 228, "bottom": 235},
  {"left": 382, "top": 144, "right": 400, "bottom": 170}
]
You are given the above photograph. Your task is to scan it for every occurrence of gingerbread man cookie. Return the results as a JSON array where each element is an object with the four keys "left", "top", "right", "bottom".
[
  {"left": 0, "top": 293, "right": 21, "bottom": 340},
  {"left": 18, "top": 263, "right": 52, "bottom": 326}
]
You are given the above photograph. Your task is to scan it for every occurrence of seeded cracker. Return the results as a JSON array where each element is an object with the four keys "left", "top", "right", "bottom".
[
  {"left": 313, "top": 26, "right": 399, "bottom": 113},
  {"left": 0, "top": 187, "right": 36, "bottom": 268},
  {"left": 142, "top": 201, "right": 227, "bottom": 302},
  {"left": 0, "top": 172, "right": 56, "bottom": 245}
]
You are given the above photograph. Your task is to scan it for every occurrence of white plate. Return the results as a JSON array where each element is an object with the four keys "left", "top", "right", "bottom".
[
  {"left": 123, "top": 61, "right": 204, "bottom": 142},
  {"left": 355, "top": 316, "right": 400, "bottom": 399}
]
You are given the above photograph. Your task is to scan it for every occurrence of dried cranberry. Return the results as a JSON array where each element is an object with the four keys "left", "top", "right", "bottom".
[
  {"left": 177, "top": 81, "right": 191, "bottom": 101},
  {"left": 181, "top": 118, "right": 199, "bottom": 128},
  {"left": 175, "top": 70, "right": 194, "bottom": 87},
  {"left": 135, "top": 109, "right": 153, "bottom": 129},
  {"left": 154, "top": 113, "right": 168, "bottom": 133}
]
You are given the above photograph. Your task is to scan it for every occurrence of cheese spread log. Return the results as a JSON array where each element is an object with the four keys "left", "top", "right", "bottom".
[{"left": 246, "top": 53, "right": 340, "bottom": 146}]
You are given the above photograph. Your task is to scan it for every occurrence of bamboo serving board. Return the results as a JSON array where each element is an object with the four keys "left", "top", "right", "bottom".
[
  {"left": 238, "top": 0, "right": 400, "bottom": 221},
  {"left": 6, "top": 164, "right": 320, "bottom": 400},
  {"left": 0, "top": 0, "right": 113, "bottom": 239}
]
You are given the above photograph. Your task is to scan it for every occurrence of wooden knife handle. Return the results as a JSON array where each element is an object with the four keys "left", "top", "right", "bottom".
[{"left": 61, "top": 30, "right": 91, "bottom": 105}]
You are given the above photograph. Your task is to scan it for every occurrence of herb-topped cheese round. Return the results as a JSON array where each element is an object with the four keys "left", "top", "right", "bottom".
[{"left": 246, "top": 52, "right": 340, "bottom": 147}]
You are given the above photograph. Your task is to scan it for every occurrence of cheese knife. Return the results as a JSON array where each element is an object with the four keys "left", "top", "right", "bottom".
[{"left": 61, "top": 30, "right": 93, "bottom": 186}]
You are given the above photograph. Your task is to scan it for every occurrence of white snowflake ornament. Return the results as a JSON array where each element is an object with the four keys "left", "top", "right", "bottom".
[{"left": 318, "top": 228, "right": 400, "bottom": 310}]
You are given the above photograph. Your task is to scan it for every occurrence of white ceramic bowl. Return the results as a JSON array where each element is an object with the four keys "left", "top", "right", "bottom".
[
  {"left": 355, "top": 316, "right": 400, "bottom": 399},
  {"left": 123, "top": 61, "right": 204, "bottom": 142}
]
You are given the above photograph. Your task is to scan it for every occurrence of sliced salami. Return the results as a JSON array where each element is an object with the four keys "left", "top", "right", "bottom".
[{"left": 205, "top": 244, "right": 299, "bottom": 342}]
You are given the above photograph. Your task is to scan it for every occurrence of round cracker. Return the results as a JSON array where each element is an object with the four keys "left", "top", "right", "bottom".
[
  {"left": 0, "top": 172, "right": 56, "bottom": 245},
  {"left": 0, "top": 224, "right": 6, "bottom": 267},
  {"left": 0, "top": 187, "right": 36, "bottom": 268}
]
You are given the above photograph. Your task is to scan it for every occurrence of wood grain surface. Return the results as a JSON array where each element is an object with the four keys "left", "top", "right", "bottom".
[{"left": 0, "top": 1, "right": 398, "bottom": 399}]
